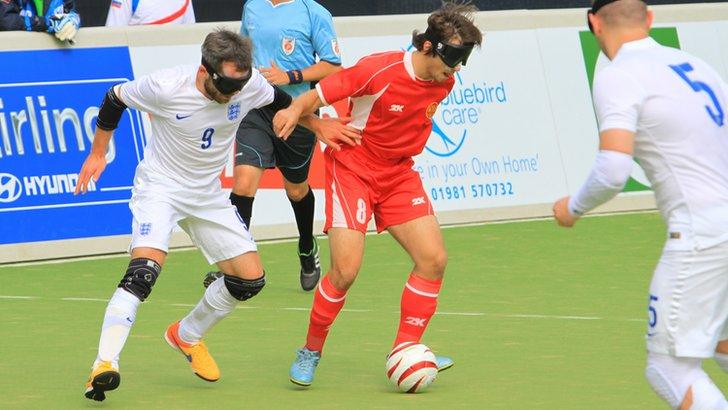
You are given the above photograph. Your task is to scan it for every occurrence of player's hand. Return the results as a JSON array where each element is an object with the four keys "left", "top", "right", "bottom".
[
  {"left": 259, "top": 60, "right": 289, "bottom": 86},
  {"left": 553, "top": 196, "right": 579, "bottom": 227},
  {"left": 273, "top": 106, "right": 303, "bottom": 140},
  {"left": 75, "top": 153, "right": 107, "bottom": 195},
  {"left": 313, "top": 117, "right": 362, "bottom": 151}
]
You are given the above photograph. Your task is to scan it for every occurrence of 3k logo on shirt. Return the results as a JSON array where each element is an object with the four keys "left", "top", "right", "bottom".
[{"left": 389, "top": 104, "right": 404, "bottom": 112}]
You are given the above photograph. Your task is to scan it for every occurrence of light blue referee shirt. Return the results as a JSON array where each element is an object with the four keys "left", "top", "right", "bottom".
[{"left": 241, "top": 0, "right": 341, "bottom": 98}]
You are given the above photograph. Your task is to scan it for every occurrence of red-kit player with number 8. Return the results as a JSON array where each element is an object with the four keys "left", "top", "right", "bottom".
[{"left": 273, "top": 1, "right": 483, "bottom": 387}]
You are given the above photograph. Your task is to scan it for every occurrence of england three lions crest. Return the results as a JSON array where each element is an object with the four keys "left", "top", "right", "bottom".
[
  {"left": 228, "top": 103, "right": 241, "bottom": 121},
  {"left": 282, "top": 37, "right": 296, "bottom": 55}
]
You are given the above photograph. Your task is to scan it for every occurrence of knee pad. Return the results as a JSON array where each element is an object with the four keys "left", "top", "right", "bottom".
[
  {"left": 118, "top": 258, "right": 161, "bottom": 302},
  {"left": 645, "top": 352, "right": 705, "bottom": 409},
  {"left": 223, "top": 273, "right": 265, "bottom": 301}
]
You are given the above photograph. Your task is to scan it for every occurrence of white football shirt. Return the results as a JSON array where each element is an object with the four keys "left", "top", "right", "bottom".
[
  {"left": 106, "top": 0, "right": 195, "bottom": 26},
  {"left": 120, "top": 65, "right": 274, "bottom": 192},
  {"left": 593, "top": 37, "right": 728, "bottom": 249}
]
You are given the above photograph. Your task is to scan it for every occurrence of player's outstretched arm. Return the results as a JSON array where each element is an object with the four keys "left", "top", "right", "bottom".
[
  {"left": 260, "top": 60, "right": 341, "bottom": 86},
  {"left": 273, "top": 90, "right": 323, "bottom": 139},
  {"left": 75, "top": 85, "right": 127, "bottom": 195},
  {"left": 553, "top": 128, "right": 635, "bottom": 227}
]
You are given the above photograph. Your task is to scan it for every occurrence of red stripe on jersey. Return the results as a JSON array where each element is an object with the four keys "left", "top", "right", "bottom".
[{"left": 149, "top": 0, "right": 190, "bottom": 24}]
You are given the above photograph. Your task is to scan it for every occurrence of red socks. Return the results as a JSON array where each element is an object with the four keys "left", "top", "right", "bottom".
[
  {"left": 305, "top": 275, "right": 347, "bottom": 352},
  {"left": 304, "top": 273, "right": 442, "bottom": 352},
  {"left": 393, "top": 273, "right": 442, "bottom": 348}
]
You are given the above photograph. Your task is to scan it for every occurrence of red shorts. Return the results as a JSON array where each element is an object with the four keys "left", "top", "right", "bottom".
[{"left": 324, "top": 147, "right": 434, "bottom": 233}]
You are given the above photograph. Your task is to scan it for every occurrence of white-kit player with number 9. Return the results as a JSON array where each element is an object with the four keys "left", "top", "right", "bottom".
[
  {"left": 74, "top": 28, "right": 357, "bottom": 402},
  {"left": 553, "top": 1, "right": 728, "bottom": 408}
]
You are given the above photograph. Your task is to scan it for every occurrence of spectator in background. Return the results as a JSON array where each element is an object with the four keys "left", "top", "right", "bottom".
[
  {"left": 106, "top": 0, "right": 195, "bottom": 26},
  {"left": 0, "top": 0, "right": 80, "bottom": 42}
]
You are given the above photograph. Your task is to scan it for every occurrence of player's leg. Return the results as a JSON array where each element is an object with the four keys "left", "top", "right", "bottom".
[
  {"left": 645, "top": 353, "right": 725, "bottom": 409},
  {"left": 284, "top": 177, "right": 319, "bottom": 291},
  {"left": 290, "top": 150, "right": 371, "bottom": 386},
  {"left": 231, "top": 107, "right": 276, "bottom": 227},
  {"left": 85, "top": 198, "right": 177, "bottom": 401},
  {"left": 202, "top": 108, "right": 271, "bottom": 288},
  {"left": 290, "top": 227, "right": 366, "bottom": 386},
  {"left": 386, "top": 216, "right": 451, "bottom": 371},
  {"left": 231, "top": 164, "right": 265, "bottom": 228},
  {"left": 275, "top": 122, "right": 319, "bottom": 291},
  {"left": 645, "top": 242, "right": 728, "bottom": 408},
  {"left": 169, "top": 196, "right": 263, "bottom": 382},
  {"left": 377, "top": 165, "right": 452, "bottom": 370}
]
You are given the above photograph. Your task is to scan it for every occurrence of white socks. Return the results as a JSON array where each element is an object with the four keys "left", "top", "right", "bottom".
[
  {"left": 94, "top": 288, "right": 141, "bottom": 370},
  {"left": 178, "top": 277, "right": 238, "bottom": 344}
]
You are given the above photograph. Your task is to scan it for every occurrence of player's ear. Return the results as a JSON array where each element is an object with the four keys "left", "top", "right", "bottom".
[
  {"left": 645, "top": 9, "right": 654, "bottom": 29},
  {"left": 422, "top": 40, "right": 433, "bottom": 54}
]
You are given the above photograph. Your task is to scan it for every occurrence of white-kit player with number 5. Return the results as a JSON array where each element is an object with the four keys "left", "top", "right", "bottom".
[
  {"left": 74, "top": 28, "right": 355, "bottom": 402},
  {"left": 553, "top": 1, "right": 728, "bottom": 408}
]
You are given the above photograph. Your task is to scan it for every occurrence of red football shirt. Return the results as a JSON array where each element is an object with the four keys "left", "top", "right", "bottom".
[{"left": 315, "top": 51, "right": 454, "bottom": 160}]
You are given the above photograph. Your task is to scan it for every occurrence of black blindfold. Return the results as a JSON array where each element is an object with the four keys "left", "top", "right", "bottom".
[
  {"left": 201, "top": 58, "right": 251, "bottom": 95},
  {"left": 425, "top": 28, "right": 475, "bottom": 68}
]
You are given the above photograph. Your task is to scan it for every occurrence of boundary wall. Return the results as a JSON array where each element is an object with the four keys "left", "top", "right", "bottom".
[{"left": 2, "top": 3, "right": 728, "bottom": 263}]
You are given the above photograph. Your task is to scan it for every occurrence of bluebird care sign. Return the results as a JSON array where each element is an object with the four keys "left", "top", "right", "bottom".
[{"left": 0, "top": 47, "right": 144, "bottom": 244}]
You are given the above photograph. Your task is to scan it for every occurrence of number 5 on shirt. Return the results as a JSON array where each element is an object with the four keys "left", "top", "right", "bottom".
[{"left": 669, "top": 62, "right": 725, "bottom": 127}]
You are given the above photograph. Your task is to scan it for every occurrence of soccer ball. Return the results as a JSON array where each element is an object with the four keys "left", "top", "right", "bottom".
[{"left": 386, "top": 342, "right": 438, "bottom": 393}]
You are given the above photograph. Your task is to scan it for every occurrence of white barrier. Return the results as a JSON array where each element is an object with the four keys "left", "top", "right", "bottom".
[{"left": 2, "top": 4, "right": 728, "bottom": 263}]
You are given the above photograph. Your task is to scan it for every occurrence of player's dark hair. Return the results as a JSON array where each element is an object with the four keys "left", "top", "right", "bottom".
[
  {"left": 412, "top": 1, "right": 483, "bottom": 55},
  {"left": 201, "top": 28, "right": 253, "bottom": 74}
]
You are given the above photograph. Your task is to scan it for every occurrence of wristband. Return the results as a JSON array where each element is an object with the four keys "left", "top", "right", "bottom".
[{"left": 286, "top": 69, "right": 303, "bottom": 85}]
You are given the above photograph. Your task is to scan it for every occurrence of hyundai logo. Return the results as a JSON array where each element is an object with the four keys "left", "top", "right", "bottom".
[{"left": 0, "top": 173, "right": 22, "bottom": 203}]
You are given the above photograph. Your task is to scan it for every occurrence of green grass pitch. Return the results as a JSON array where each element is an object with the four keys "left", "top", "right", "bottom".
[{"left": 1, "top": 212, "right": 723, "bottom": 408}]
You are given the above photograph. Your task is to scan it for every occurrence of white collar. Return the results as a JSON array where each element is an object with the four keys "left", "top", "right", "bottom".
[
  {"left": 403, "top": 52, "right": 417, "bottom": 81},
  {"left": 617, "top": 37, "right": 659, "bottom": 55}
]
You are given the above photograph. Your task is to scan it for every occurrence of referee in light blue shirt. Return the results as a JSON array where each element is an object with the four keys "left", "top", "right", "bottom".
[{"left": 203, "top": 0, "right": 342, "bottom": 292}]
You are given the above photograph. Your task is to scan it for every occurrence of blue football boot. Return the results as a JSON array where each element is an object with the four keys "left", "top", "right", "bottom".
[{"left": 289, "top": 348, "right": 321, "bottom": 386}]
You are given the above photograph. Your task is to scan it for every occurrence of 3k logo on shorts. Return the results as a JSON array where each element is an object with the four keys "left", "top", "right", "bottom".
[{"left": 411, "top": 197, "right": 426, "bottom": 206}]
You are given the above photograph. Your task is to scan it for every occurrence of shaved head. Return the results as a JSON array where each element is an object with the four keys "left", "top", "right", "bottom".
[{"left": 597, "top": 0, "right": 648, "bottom": 30}]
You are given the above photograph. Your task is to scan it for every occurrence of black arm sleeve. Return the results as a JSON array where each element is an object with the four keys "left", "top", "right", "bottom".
[
  {"left": 263, "top": 86, "right": 293, "bottom": 113},
  {"left": 96, "top": 86, "right": 128, "bottom": 131}
]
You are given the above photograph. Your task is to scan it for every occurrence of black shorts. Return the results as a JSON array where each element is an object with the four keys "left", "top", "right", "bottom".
[{"left": 235, "top": 106, "right": 316, "bottom": 184}]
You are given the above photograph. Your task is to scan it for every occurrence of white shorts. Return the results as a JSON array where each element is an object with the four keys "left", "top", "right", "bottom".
[
  {"left": 646, "top": 239, "right": 728, "bottom": 358},
  {"left": 128, "top": 176, "right": 256, "bottom": 264}
]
